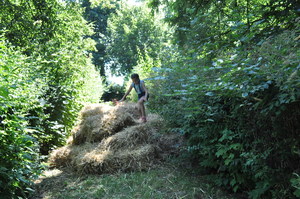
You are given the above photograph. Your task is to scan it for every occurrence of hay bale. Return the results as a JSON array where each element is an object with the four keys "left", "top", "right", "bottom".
[
  {"left": 48, "top": 102, "right": 179, "bottom": 175},
  {"left": 72, "top": 104, "right": 137, "bottom": 145},
  {"left": 48, "top": 146, "right": 72, "bottom": 168},
  {"left": 140, "top": 113, "right": 166, "bottom": 130},
  {"left": 48, "top": 143, "right": 97, "bottom": 168},
  {"left": 98, "top": 125, "right": 155, "bottom": 151},
  {"left": 49, "top": 144, "right": 157, "bottom": 174},
  {"left": 74, "top": 144, "right": 156, "bottom": 174},
  {"left": 95, "top": 113, "right": 166, "bottom": 150},
  {"left": 79, "top": 103, "right": 112, "bottom": 119},
  {"left": 115, "top": 102, "right": 140, "bottom": 119}
]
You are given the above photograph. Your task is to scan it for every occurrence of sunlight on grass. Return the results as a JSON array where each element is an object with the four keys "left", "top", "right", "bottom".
[{"left": 33, "top": 164, "right": 234, "bottom": 199}]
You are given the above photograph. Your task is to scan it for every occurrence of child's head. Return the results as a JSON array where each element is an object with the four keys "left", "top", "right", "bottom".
[{"left": 131, "top": 73, "right": 140, "bottom": 84}]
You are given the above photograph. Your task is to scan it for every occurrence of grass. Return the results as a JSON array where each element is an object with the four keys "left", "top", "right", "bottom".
[{"left": 31, "top": 161, "right": 236, "bottom": 199}]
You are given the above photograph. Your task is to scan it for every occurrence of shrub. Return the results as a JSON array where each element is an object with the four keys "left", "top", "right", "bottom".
[
  {"left": 0, "top": 37, "right": 44, "bottom": 198},
  {"left": 149, "top": 21, "right": 300, "bottom": 198}
]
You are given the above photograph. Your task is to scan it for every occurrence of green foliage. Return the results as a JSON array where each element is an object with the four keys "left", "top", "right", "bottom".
[
  {"left": 101, "top": 83, "right": 125, "bottom": 101},
  {"left": 291, "top": 173, "right": 300, "bottom": 197},
  {"left": 1, "top": 0, "right": 105, "bottom": 154},
  {"left": 147, "top": 0, "right": 300, "bottom": 197},
  {"left": 105, "top": 2, "right": 168, "bottom": 75},
  {"left": 87, "top": 0, "right": 118, "bottom": 8},
  {"left": 0, "top": 0, "right": 105, "bottom": 198},
  {"left": 149, "top": 0, "right": 299, "bottom": 46},
  {"left": 81, "top": 0, "right": 119, "bottom": 76},
  {"left": 0, "top": 37, "right": 44, "bottom": 199}
]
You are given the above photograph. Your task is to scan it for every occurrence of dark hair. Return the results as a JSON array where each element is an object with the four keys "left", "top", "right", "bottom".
[{"left": 131, "top": 73, "right": 139, "bottom": 80}]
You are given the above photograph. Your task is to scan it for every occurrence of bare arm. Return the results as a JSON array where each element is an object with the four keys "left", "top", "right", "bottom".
[{"left": 120, "top": 85, "right": 133, "bottom": 101}]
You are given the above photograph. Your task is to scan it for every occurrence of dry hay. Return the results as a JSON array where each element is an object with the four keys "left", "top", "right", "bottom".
[
  {"left": 49, "top": 103, "right": 180, "bottom": 175},
  {"left": 72, "top": 103, "right": 138, "bottom": 145},
  {"left": 74, "top": 144, "right": 156, "bottom": 174}
]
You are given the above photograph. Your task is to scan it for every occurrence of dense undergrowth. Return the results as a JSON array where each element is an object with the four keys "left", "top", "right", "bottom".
[
  {"left": 0, "top": 1, "right": 104, "bottom": 198},
  {"left": 142, "top": 0, "right": 300, "bottom": 197},
  {"left": 147, "top": 15, "right": 300, "bottom": 199}
]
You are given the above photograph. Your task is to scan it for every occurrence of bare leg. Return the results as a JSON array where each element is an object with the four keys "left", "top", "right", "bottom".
[
  {"left": 138, "top": 97, "right": 146, "bottom": 122},
  {"left": 137, "top": 102, "right": 142, "bottom": 118}
]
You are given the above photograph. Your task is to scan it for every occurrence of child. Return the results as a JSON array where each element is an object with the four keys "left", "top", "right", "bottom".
[{"left": 120, "top": 73, "right": 149, "bottom": 123}]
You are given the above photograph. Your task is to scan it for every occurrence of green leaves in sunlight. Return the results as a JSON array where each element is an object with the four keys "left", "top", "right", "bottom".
[
  {"left": 0, "top": 1, "right": 105, "bottom": 198},
  {"left": 105, "top": 2, "right": 169, "bottom": 75},
  {"left": 0, "top": 37, "right": 44, "bottom": 199},
  {"left": 146, "top": 0, "right": 300, "bottom": 198},
  {"left": 0, "top": 86, "right": 9, "bottom": 98}
]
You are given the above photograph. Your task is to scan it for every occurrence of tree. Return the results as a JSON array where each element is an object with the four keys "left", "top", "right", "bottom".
[
  {"left": 81, "top": 0, "right": 120, "bottom": 76},
  {"left": 0, "top": 1, "right": 104, "bottom": 197},
  {"left": 146, "top": 0, "right": 300, "bottom": 198},
  {"left": 105, "top": 2, "right": 168, "bottom": 75}
]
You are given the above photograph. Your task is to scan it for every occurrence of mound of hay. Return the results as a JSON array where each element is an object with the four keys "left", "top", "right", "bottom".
[
  {"left": 72, "top": 103, "right": 138, "bottom": 145},
  {"left": 49, "top": 103, "right": 178, "bottom": 174}
]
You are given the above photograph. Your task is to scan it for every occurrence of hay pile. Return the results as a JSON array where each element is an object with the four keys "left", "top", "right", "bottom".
[{"left": 49, "top": 103, "right": 178, "bottom": 174}]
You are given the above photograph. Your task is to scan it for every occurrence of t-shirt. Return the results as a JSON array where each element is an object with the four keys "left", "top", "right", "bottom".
[{"left": 132, "top": 80, "right": 145, "bottom": 94}]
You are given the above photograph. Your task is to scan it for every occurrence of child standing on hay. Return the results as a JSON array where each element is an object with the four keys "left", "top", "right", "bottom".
[{"left": 120, "top": 73, "right": 149, "bottom": 123}]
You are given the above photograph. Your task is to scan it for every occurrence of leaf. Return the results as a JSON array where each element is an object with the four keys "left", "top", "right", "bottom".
[
  {"left": 0, "top": 86, "right": 9, "bottom": 98},
  {"left": 224, "top": 159, "right": 232, "bottom": 165},
  {"left": 205, "top": 92, "right": 214, "bottom": 96},
  {"left": 233, "top": 185, "right": 239, "bottom": 192},
  {"left": 229, "top": 143, "right": 242, "bottom": 150},
  {"left": 262, "top": 84, "right": 269, "bottom": 89},
  {"left": 242, "top": 93, "right": 248, "bottom": 98},
  {"left": 230, "top": 178, "right": 237, "bottom": 186},
  {"left": 216, "top": 148, "right": 227, "bottom": 157}
]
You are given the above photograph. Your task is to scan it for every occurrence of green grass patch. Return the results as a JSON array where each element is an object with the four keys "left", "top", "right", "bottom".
[{"left": 32, "top": 163, "right": 235, "bottom": 199}]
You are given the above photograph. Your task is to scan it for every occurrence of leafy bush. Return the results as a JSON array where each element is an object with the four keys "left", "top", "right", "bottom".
[
  {"left": 1, "top": 0, "right": 105, "bottom": 154},
  {"left": 0, "top": 37, "right": 44, "bottom": 198},
  {"left": 105, "top": 2, "right": 169, "bottom": 75},
  {"left": 101, "top": 83, "right": 125, "bottom": 102},
  {"left": 149, "top": 19, "right": 300, "bottom": 198},
  {"left": 0, "top": 1, "right": 105, "bottom": 198},
  {"left": 291, "top": 173, "right": 300, "bottom": 198}
]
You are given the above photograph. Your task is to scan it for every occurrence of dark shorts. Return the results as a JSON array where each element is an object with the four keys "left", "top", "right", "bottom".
[{"left": 138, "top": 92, "right": 149, "bottom": 100}]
